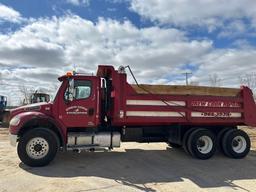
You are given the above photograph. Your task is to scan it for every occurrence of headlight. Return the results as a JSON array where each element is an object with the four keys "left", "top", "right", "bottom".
[{"left": 10, "top": 116, "right": 20, "bottom": 126}]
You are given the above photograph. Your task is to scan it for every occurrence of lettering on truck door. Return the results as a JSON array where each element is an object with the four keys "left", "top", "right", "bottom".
[{"left": 59, "top": 79, "right": 97, "bottom": 127}]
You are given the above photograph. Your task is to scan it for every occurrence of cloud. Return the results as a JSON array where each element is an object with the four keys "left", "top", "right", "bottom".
[
  {"left": 130, "top": 0, "right": 256, "bottom": 31},
  {"left": 0, "top": 67, "right": 62, "bottom": 106},
  {"left": 193, "top": 48, "right": 256, "bottom": 87},
  {"left": 218, "top": 20, "right": 247, "bottom": 38},
  {"left": 0, "top": 15, "right": 214, "bottom": 105},
  {"left": 66, "top": 0, "right": 90, "bottom": 6},
  {"left": 0, "top": 12, "right": 255, "bottom": 105},
  {"left": 0, "top": 31, "right": 65, "bottom": 68},
  {"left": 0, "top": 3, "right": 22, "bottom": 23}
]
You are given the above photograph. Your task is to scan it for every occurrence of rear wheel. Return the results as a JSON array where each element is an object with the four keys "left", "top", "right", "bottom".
[
  {"left": 18, "top": 128, "right": 58, "bottom": 167},
  {"left": 182, "top": 128, "right": 197, "bottom": 154},
  {"left": 217, "top": 127, "right": 234, "bottom": 152},
  {"left": 187, "top": 129, "right": 217, "bottom": 160},
  {"left": 222, "top": 129, "right": 250, "bottom": 159}
]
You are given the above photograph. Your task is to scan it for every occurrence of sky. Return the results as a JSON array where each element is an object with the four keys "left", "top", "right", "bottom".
[{"left": 0, "top": 0, "right": 256, "bottom": 105}]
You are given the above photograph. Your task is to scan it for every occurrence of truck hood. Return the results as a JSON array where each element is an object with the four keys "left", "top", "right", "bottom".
[{"left": 10, "top": 102, "right": 53, "bottom": 119}]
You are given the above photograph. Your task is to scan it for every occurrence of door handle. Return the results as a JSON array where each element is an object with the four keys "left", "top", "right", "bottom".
[{"left": 88, "top": 108, "right": 94, "bottom": 116}]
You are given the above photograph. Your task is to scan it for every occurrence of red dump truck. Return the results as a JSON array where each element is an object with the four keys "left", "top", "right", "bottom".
[{"left": 9, "top": 65, "right": 256, "bottom": 166}]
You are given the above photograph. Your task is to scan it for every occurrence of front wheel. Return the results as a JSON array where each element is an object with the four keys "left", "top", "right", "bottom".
[{"left": 18, "top": 128, "right": 58, "bottom": 167}]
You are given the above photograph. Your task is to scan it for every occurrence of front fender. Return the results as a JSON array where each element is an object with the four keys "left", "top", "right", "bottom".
[{"left": 9, "top": 112, "right": 66, "bottom": 143}]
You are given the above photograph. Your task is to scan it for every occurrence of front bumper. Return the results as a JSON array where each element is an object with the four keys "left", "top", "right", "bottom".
[{"left": 9, "top": 134, "right": 17, "bottom": 147}]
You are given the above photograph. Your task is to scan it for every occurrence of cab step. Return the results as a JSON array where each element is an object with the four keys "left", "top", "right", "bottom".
[{"left": 67, "top": 144, "right": 109, "bottom": 152}]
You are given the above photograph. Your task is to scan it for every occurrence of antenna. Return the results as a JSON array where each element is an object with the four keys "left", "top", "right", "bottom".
[{"left": 72, "top": 63, "right": 77, "bottom": 74}]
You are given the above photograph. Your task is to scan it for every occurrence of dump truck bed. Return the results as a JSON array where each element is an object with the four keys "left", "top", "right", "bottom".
[
  {"left": 131, "top": 84, "right": 240, "bottom": 97},
  {"left": 96, "top": 65, "right": 256, "bottom": 128}
]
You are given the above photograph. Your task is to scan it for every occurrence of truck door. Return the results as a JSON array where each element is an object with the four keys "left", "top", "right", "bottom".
[{"left": 59, "top": 77, "right": 99, "bottom": 128}]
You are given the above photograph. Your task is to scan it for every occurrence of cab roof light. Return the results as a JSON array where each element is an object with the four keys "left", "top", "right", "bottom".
[{"left": 66, "top": 71, "right": 73, "bottom": 77}]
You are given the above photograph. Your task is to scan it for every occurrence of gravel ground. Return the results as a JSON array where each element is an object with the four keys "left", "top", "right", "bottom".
[{"left": 1, "top": 127, "right": 256, "bottom": 192}]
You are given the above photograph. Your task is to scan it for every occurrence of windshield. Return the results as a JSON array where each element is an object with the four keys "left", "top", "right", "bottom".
[{"left": 51, "top": 82, "right": 62, "bottom": 102}]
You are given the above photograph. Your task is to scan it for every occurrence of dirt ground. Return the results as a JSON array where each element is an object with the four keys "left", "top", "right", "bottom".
[{"left": 1, "top": 127, "right": 256, "bottom": 192}]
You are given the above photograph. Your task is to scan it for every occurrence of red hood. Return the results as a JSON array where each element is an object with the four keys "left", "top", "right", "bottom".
[{"left": 10, "top": 102, "right": 53, "bottom": 119}]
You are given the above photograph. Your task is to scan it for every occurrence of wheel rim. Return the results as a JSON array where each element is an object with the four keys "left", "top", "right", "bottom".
[
  {"left": 26, "top": 137, "right": 49, "bottom": 159},
  {"left": 232, "top": 136, "right": 247, "bottom": 153},
  {"left": 197, "top": 136, "right": 213, "bottom": 154}
]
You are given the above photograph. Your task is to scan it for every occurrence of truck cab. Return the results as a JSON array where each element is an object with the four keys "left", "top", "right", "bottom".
[
  {"left": 0, "top": 95, "right": 7, "bottom": 123},
  {"left": 54, "top": 72, "right": 101, "bottom": 128},
  {"left": 30, "top": 93, "right": 50, "bottom": 104},
  {"left": 0, "top": 95, "right": 7, "bottom": 112},
  {"left": 9, "top": 67, "right": 121, "bottom": 166}
]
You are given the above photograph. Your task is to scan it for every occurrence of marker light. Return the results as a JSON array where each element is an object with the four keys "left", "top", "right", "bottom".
[
  {"left": 66, "top": 71, "right": 73, "bottom": 77},
  {"left": 10, "top": 115, "right": 20, "bottom": 126}
]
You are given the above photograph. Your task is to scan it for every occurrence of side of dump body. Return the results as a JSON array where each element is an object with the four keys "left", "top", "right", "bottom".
[{"left": 96, "top": 66, "right": 256, "bottom": 128}]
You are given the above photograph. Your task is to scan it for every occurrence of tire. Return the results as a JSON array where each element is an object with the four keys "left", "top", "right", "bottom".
[
  {"left": 187, "top": 129, "right": 217, "bottom": 160},
  {"left": 217, "top": 127, "right": 234, "bottom": 152},
  {"left": 222, "top": 129, "right": 250, "bottom": 159},
  {"left": 168, "top": 142, "right": 182, "bottom": 148},
  {"left": 17, "top": 128, "right": 59, "bottom": 167},
  {"left": 182, "top": 128, "right": 197, "bottom": 154}
]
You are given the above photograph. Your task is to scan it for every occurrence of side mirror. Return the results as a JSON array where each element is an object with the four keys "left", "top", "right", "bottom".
[{"left": 66, "top": 78, "right": 75, "bottom": 102}]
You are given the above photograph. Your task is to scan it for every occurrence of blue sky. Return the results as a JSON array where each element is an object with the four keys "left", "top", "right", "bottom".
[
  {"left": 2, "top": 0, "right": 255, "bottom": 48},
  {"left": 0, "top": 0, "right": 144, "bottom": 30},
  {"left": 0, "top": 0, "right": 256, "bottom": 105}
]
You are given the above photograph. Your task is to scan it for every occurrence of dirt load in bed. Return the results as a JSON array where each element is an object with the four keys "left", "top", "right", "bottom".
[{"left": 131, "top": 85, "right": 240, "bottom": 97}]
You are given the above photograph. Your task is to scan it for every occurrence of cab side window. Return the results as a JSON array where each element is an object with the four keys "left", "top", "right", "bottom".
[
  {"left": 74, "top": 80, "right": 92, "bottom": 99},
  {"left": 64, "top": 80, "right": 92, "bottom": 101}
]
